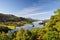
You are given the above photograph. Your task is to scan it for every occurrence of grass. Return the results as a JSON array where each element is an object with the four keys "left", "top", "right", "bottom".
[{"left": 0, "top": 22, "right": 32, "bottom": 30}]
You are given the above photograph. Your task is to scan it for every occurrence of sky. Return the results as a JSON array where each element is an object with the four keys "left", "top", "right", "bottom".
[{"left": 0, "top": 0, "right": 60, "bottom": 20}]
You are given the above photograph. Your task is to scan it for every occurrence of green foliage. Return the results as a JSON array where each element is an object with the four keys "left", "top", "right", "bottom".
[
  {"left": 16, "top": 29, "right": 37, "bottom": 40},
  {"left": 16, "top": 28, "right": 24, "bottom": 40},
  {"left": 0, "top": 32, "right": 12, "bottom": 40},
  {"left": 43, "top": 31, "right": 60, "bottom": 40},
  {"left": 54, "top": 9, "right": 60, "bottom": 16},
  {"left": 43, "top": 9, "right": 60, "bottom": 40}
]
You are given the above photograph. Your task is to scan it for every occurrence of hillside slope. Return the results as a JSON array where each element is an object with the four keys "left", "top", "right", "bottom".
[
  {"left": 0, "top": 13, "right": 35, "bottom": 22},
  {"left": 45, "top": 9, "right": 60, "bottom": 31}
]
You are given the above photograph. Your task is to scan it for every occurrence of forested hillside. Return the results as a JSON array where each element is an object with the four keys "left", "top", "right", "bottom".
[
  {"left": 0, "top": 13, "right": 36, "bottom": 33},
  {"left": 0, "top": 13, "right": 35, "bottom": 22}
]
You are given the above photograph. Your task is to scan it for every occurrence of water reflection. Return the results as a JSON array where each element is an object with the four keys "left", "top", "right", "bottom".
[{"left": 7, "top": 21, "right": 44, "bottom": 34}]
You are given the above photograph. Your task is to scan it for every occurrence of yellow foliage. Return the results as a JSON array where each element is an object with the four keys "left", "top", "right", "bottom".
[
  {"left": 54, "top": 22, "right": 60, "bottom": 31},
  {"left": 7, "top": 26, "right": 16, "bottom": 29}
]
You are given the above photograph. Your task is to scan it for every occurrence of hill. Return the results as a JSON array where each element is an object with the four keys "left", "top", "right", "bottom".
[
  {"left": 0, "top": 13, "right": 35, "bottom": 22},
  {"left": 0, "top": 13, "right": 36, "bottom": 33},
  {"left": 45, "top": 9, "right": 60, "bottom": 31}
]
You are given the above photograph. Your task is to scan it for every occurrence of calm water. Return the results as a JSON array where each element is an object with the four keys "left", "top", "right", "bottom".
[{"left": 7, "top": 21, "right": 44, "bottom": 34}]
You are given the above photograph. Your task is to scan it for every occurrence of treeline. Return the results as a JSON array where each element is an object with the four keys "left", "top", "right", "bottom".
[
  {"left": 0, "top": 9, "right": 60, "bottom": 40},
  {"left": 0, "top": 13, "right": 34, "bottom": 22}
]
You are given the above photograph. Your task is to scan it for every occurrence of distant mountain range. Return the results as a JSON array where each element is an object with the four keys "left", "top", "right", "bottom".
[{"left": 0, "top": 13, "right": 36, "bottom": 22}]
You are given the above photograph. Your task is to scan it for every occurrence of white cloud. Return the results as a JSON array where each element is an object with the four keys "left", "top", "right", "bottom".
[
  {"left": 19, "top": 11, "right": 53, "bottom": 17},
  {"left": 16, "top": 6, "right": 42, "bottom": 15},
  {"left": 14, "top": 0, "right": 57, "bottom": 19},
  {"left": 15, "top": 5, "right": 54, "bottom": 18}
]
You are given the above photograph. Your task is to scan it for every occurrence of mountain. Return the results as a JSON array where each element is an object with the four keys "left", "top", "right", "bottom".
[{"left": 0, "top": 13, "right": 35, "bottom": 22}]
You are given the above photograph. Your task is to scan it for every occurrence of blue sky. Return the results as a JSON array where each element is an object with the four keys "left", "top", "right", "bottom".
[{"left": 0, "top": 0, "right": 60, "bottom": 20}]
